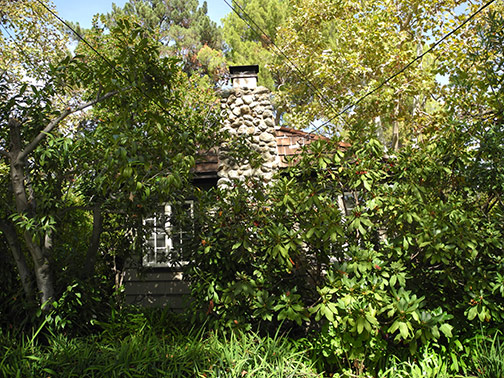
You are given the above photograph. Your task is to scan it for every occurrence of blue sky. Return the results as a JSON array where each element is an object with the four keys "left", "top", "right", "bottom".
[{"left": 51, "top": 0, "right": 231, "bottom": 28}]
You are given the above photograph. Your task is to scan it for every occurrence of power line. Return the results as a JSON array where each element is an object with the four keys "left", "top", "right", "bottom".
[
  {"left": 222, "top": 0, "right": 344, "bottom": 126},
  {"left": 34, "top": 0, "right": 178, "bottom": 123},
  {"left": 307, "top": 0, "right": 498, "bottom": 136},
  {"left": 224, "top": 0, "right": 497, "bottom": 137}
]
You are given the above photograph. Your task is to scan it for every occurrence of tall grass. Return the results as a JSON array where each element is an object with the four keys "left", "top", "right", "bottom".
[
  {"left": 379, "top": 346, "right": 451, "bottom": 378},
  {"left": 0, "top": 326, "right": 320, "bottom": 377},
  {"left": 472, "top": 330, "right": 504, "bottom": 378},
  {"left": 3, "top": 304, "right": 503, "bottom": 378}
]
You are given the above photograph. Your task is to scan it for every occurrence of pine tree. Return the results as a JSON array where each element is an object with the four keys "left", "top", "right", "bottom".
[
  {"left": 105, "top": 0, "right": 224, "bottom": 77},
  {"left": 222, "top": 0, "right": 291, "bottom": 89}
]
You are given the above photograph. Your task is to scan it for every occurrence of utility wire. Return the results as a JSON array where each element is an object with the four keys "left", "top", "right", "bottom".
[
  {"left": 34, "top": 0, "right": 178, "bottom": 122},
  {"left": 222, "top": 0, "right": 344, "bottom": 126},
  {"left": 307, "top": 0, "right": 498, "bottom": 136},
  {"left": 224, "top": 0, "right": 497, "bottom": 137}
]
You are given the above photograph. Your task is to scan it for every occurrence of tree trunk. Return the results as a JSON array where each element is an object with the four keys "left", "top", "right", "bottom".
[
  {"left": 11, "top": 159, "right": 55, "bottom": 307},
  {"left": 391, "top": 98, "right": 400, "bottom": 152},
  {"left": 23, "top": 232, "right": 54, "bottom": 307},
  {"left": 0, "top": 218, "right": 34, "bottom": 299},
  {"left": 9, "top": 118, "right": 55, "bottom": 308},
  {"left": 374, "top": 116, "right": 386, "bottom": 148}
]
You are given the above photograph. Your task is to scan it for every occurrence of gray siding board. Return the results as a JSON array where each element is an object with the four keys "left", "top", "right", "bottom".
[
  {"left": 124, "top": 267, "right": 191, "bottom": 310},
  {"left": 125, "top": 294, "right": 189, "bottom": 309},
  {"left": 125, "top": 280, "right": 189, "bottom": 295},
  {"left": 125, "top": 269, "right": 185, "bottom": 282}
]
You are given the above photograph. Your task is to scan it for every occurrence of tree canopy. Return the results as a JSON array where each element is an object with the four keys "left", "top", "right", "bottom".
[
  {"left": 0, "top": 0, "right": 69, "bottom": 82},
  {"left": 221, "top": 0, "right": 291, "bottom": 90},
  {"left": 104, "top": 0, "right": 226, "bottom": 80},
  {"left": 270, "top": 0, "right": 467, "bottom": 146},
  {"left": 0, "top": 0, "right": 220, "bottom": 308}
]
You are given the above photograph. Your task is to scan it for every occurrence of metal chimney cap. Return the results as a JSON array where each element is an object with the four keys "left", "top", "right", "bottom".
[
  {"left": 229, "top": 65, "right": 259, "bottom": 76},
  {"left": 229, "top": 65, "right": 259, "bottom": 89}
]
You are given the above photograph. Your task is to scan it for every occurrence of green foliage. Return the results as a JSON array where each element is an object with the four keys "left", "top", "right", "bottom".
[
  {"left": 222, "top": 0, "right": 291, "bottom": 90},
  {"left": 380, "top": 344, "right": 451, "bottom": 378},
  {"left": 188, "top": 138, "right": 453, "bottom": 372},
  {"left": 104, "top": 0, "right": 224, "bottom": 79},
  {"left": 36, "top": 279, "right": 113, "bottom": 336},
  {"left": 0, "top": 8, "right": 221, "bottom": 309},
  {"left": 472, "top": 331, "right": 504, "bottom": 378},
  {"left": 2, "top": 3, "right": 503, "bottom": 378},
  {"left": 190, "top": 122, "right": 504, "bottom": 373},
  {"left": 92, "top": 306, "right": 188, "bottom": 342},
  {"left": 0, "top": 0, "right": 69, "bottom": 82},
  {"left": 0, "top": 317, "right": 320, "bottom": 377},
  {"left": 272, "top": 0, "right": 458, "bottom": 142},
  {"left": 187, "top": 8, "right": 504, "bottom": 376}
]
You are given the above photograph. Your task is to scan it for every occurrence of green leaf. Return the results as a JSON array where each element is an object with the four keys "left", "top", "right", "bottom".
[
  {"left": 363, "top": 178, "right": 371, "bottom": 191},
  {"left": 306, "top": 228, "right": 315, "bottom": 238},
  {"left": 411, "top": 311, "right": 419, "bottom": 322},
  {"left": 365, "top": 313, "right": 378, "bottom": 325},
  {"left": 322, "top": 305, "right": 334, "bottom": 322},
  {"left": 357, "top": 316, "right": 365, "bottom": 334},
  {"left": 399, "top": 322, "right": 409, "bottom": 339},
  {"left": 403, "top": 237, "right": 409, "bottom": 250},
  {"left": 388, "top": 320, "right": 399, "bottom": 334},
  {"left": 409, "top": 340, "right": 417, "bottom": 355},
  {"left": 467, "top": 306, "right": 478, "bottom": 321},
  {"left": 439, "top": 323, "right": 453, "bottom": 338}
]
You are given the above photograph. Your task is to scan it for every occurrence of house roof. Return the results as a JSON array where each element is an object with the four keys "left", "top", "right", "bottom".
[{"left": 194, "top": 127, "right": 349, "bottom": 176}]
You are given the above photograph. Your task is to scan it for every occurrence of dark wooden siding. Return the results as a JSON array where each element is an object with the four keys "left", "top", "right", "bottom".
[{"left": 124, "top": 269, "right": 191, "bottom": 310}]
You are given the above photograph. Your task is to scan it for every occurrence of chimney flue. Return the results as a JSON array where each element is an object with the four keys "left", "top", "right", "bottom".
[{"left": 229, "top": 65, "right": 259, "bottom": 89}]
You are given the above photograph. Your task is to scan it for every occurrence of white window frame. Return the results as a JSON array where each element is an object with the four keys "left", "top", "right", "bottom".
[{"left": 143, "top": 200, "right": 194, "bottom": 268}]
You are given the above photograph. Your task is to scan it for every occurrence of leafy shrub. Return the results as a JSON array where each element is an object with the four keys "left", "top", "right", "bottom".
[
  {"left": 188, "top": 138, "right": 463, "bottom": 373},
  {"left": 93, "top": 305, "right": 190, "bottom": 342},
  {"left": 36, "top": 278, "right": 113, "bottom": 336},
  {"left": 187, "top": 119, "right": 504, "bottom": 376}
]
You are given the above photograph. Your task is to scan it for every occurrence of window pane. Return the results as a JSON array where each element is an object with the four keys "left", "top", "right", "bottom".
[
  {"left": 143, "top": 201, "right": 194, "bottom": 267},
  {"left": 156, "top": 234, "right": 166, "bottom": 248}
]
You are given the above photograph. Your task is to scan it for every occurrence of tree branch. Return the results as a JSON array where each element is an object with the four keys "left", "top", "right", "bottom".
[
  {"left": 18, "top": 90, "right": 118, "bottom": 162},
  {"left": 0, "top": 218, "right": 34, "bottom": 299},
  {"left": 0, "top": 149, "right": 10, "bottom": 158}
]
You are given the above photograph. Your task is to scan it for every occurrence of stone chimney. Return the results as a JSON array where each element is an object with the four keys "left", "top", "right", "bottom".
[{"left": 218, "top": 65, "right": 278, "bottom": 187}]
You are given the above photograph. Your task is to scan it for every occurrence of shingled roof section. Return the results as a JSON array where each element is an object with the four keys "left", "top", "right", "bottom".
[
  {"left": 194, "top": 127, "right": 349, "bottom": 174},
  {"left": 194, "top": 148, "right": 219, "bottom": 177},
  {"left": 275, "top": 127, "right": 350, "bottom": 167},
  {"left": 276, "top": 127, "right": 325, "bottom": 167}
]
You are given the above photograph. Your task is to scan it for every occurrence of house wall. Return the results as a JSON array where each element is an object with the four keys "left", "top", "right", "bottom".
[
  {"left": 124, "top": 269, "right": 190, "bottom": 310},
  {"left": 124, "top": 85, "right": 282, "bottom": 309},
  {"left": 123, "top": 177, "right": 217, "bottom": 310}
]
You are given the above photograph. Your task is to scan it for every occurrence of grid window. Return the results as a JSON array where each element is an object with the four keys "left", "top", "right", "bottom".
[{"left": 143, "top": 201, "right": 194, "bottom": 267}]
